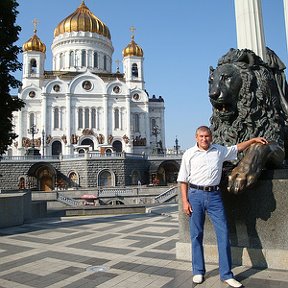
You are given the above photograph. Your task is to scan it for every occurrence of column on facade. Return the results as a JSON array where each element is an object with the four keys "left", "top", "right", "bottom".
[
  {"left": 144, "top": 103, "right": 150, "bottom": 153},
  {"left": 86, "top": 49, "right": 89, "bottom": 68},
  {"left": 103, "top": 94, "right": 108, "bottom": 144},
  {"left": 120, "top": 107, "right": 124, "bottom": 130},
  {"left": 65, "top": 93, "right": 72, "bottom": 153},
  {"left": 234, "top": 0, "right": 266, "bottom": 62},
  {"left": 41, "top": 93, "right": 48, "bottom": 157},
  {"left": 125, "top": 95, "right": 132, "bottom": 152}
]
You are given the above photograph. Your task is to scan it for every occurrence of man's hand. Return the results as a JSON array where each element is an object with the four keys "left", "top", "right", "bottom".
[{"left": 183, "top": 200, "right": 192, "bottom": 216}]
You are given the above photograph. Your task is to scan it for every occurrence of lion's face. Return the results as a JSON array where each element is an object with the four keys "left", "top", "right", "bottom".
[{"left": 209, "top": 64, "right": 242, "bottom": 122}]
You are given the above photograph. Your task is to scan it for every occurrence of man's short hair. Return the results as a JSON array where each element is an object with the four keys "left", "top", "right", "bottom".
[{"left": 196, "top": 126, "right": 212, "bottom": 136}]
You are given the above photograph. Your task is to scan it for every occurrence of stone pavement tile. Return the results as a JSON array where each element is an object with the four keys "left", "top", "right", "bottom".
[{"left": 1, "top": 213, "right": 288, "bottom": 288}]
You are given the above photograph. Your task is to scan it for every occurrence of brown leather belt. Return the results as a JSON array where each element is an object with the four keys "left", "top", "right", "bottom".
[{"left": 189, "top": 183, "right": 220, "bottom": 192}]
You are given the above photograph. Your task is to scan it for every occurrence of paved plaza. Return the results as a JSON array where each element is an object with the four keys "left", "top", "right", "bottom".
[{"left": 1, "top": 205, "right": 288, "bottom": 288}]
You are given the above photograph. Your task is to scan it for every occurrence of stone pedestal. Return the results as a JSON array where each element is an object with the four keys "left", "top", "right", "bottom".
[
  {"left": 0, "top": 191, "right": 32, "bottom": 228},
  {"left": 176, "top": 169, "right": 288, "bottom": 270}
]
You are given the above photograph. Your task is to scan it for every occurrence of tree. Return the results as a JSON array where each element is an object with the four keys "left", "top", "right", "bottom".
[{"left": 0, "top": 0, "right": 25, "bottom": 155}]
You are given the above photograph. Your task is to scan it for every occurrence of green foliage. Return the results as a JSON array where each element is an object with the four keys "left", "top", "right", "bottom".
[{"left": 0, "top": 0, "right": 25, "bottom": 155}]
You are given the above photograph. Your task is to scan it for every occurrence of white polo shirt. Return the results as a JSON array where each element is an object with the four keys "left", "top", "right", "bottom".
[{"left": 177, "top": 143, "right": 238, "bottom": 186}]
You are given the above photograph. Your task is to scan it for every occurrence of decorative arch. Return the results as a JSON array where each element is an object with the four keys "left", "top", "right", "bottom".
[
  {"left": 18, "top": 176, "right": 27, "bottom": 190},
  {"left": 69, "top": 71, "right": 105, "bottom": 94},
  {"left": 44, "top": 79, "right": 67, "bottom": 94},
  {"left": 27, "top": 162, "right": 57, "bottom": 191},
  {"left": 52, "top": 140, "right": 62, "bottom": 156},
  {"left": 97, "top": 169, "right": 115, "bottom": 187},
  {"left": 112, "top": 140, "right": 122, "bottom": 152},
  {"left": 68, "top": 171, "right": 80, "bottom": 188},
  {"left": 81, "top": 138, "right": 94, "bottom": 150},
  {"left": 156, "top": 160, "right": 180, "bottom": 185},
  {"left": 131, "top": 170, "right": 140, "bottom": 185}
]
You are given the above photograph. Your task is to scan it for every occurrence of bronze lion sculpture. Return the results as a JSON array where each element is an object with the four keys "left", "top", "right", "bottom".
[{"left": 209, "top": 48, "right": 288, "bottom": 194}]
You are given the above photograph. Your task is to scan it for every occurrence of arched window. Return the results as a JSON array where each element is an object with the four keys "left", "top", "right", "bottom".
[
  {"left": 78, "top": 108, "right": 83, "bottom": 129},
  {"left": 91, "top": 108, "right": 96, "bottom": 128},
  {"left": 69, "top": 51, "right": 75, "bottom": 67},
  {"left": 112, "top": 140, "right": 122, "bottom": 153},
  {"left": 98, "top": 170, "right": 112, "bottom": 187},
  {"left": 104, "top": 55, "right": 107, "bottom": 70},
  {"left": 52, "top": 140, "right": 62, "bottom": 156},
  {"left": 81, "top": 138, "right": 94, "bottom": 150},
  {"left": 132, "top": 63, "right": 138, "bottom": 77},
  {"left": 60, "top": 53, "right": 64, "bottom": 69},
  {"left": 68, "top": 171, "right": 79, "bottom": 188},
  {"left": 85, "top": 108, "right": 89, "bottom": 128},
  {"left": 54, "top": 107, "right": 59, "bottom": 129},
  {"left": 131, "top": 170, "right": 140, "bottom": 185},
  {"left": 93, "top": 52, "right": 98, "bottom": 68},
  {"left": 29, "top": 113, "right": 35, "bottom": 128},
  {"left": 114, "top": 108, "right": 119, "bottom": 129},
  {"left": 82, "top": 50, "right": 86, "bottom": 67},
  {"left": 30, "top": 59, "right": 37, "bottom": 74},
  {"left": 134, "top": 114, "right": 140, "bottom": 132},
  {"left": 151, "top": 118, "right": 156, "bottom": 131},
  {"left": 18, "top": 176, "right": 26, "bottom": 189}
]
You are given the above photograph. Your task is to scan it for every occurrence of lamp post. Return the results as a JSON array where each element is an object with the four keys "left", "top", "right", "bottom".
[
  {"left": 42, "top": 129, "right": 45, "bottom": 157},
  {"left": 152, "top": 125, "right": 160, "bottom": 154},
  {"left": 27, "top": 124, "right": 39, "bottom": 148},
  {"left": 174, "top": 136, "right": 180, "bottom": 155}
]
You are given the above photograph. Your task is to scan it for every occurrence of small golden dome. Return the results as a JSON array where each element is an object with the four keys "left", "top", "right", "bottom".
[
  {"left": 122, "top": 35, "right": 144, "bottom": 57},
  {"left": 22, "top": 31, "right": 46, "bottom": 53},
  {"left": 54, "top": 1, "right": 111, "bottom": 39}
]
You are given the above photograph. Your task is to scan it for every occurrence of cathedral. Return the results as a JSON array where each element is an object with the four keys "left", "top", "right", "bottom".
[{"left": 11, "top": 1, "right": 165, "bottom": 157}]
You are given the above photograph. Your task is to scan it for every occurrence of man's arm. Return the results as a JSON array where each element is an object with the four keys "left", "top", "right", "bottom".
[
  {"left": 180, "top": 182, "right": 192, "bottom": 216},
  {"left": 237, "top": 137, "right": 268, "bottom": 152}
]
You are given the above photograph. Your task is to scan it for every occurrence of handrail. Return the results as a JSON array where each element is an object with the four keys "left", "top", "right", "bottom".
[
  {"left": 154, "top": 186, "right": 178, "bottom": 203},
  {"left": 0, "top": 152, "right": 148, "bottom": 162},
  {"left": 57, "top": 192, "right": 82, "bottom": 207}
]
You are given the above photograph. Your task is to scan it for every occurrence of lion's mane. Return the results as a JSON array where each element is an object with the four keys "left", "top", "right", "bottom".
[{"left": 210, "top": 48, "right": 287, "bottom": 151}]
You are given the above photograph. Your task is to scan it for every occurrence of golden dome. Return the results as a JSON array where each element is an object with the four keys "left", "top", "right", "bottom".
[
  {"left": 122, "top": 35, "right": 144, "bottom": 57},
  {"left": 23, "top": 31, "right": 46, "bottom": 53},
  {"left": 54, "top": 1, "right": 111, "bottom": 39}
]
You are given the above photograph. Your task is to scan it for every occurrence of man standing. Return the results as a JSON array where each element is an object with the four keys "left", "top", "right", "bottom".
[{"left": 177, "top": 126, "right": 268, "bottom": 288}]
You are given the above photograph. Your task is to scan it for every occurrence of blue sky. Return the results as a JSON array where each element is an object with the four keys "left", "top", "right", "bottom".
[{"left": 14, "top": 0, "right": 287, "bottom": 150}]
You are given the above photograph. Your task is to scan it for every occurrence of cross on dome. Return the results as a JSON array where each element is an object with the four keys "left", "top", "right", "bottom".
[
  {"left": 130, "top": 26, "right": 136, "bottom": 40},
  {"left": 32, "top": 18, "right": 39, "bottom": 34}
]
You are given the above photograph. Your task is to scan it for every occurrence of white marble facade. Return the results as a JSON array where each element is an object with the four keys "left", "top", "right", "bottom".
[{"left": 11, "top": 2, "right": 165, "bottom": 157}]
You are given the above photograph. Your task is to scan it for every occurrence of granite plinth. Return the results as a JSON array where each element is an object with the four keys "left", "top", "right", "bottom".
[{"left": 176, "top": 169, "right": 288, "bottom": 270}]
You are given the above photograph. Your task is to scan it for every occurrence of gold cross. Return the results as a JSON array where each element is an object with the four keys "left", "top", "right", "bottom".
[
  {"left": 32, "top": 18, "right": 39, "bottom": 33},
  {"left": 130, "top": 26, "right": 136, "bottom": 39},
  {"left": 115, "top": 59, "right": 120, "bottom": 72}
]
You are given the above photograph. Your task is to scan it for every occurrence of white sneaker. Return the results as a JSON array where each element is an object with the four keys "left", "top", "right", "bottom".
[
  {"left": 224, "top": 278, "right": 243, "bottom": 288},
  {"left": 193, "top": 274, "right": 204, "bottom": 284}
]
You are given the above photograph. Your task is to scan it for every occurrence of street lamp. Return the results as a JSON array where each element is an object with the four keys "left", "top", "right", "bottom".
[
  {"left": 174, "top": 136, "right": 180, "bottom": 155},
  {"left": 152, "top": 125, "right": 160, "bottom": 153},
  {"left": 27, "top": 124, "right": 39, "bottom": 148},
  {"left": 42, "top": 129, "right": 45, "bottom": 157}
]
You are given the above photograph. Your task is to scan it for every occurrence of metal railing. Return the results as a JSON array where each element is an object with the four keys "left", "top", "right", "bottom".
[
  {"left": 98, "top": 187, "right": 134, "bottom": 197},
  {"left": 0, "top": 152, "right": 146, "bottom": 162},
  {"left": 154, "top": 186, "right": 178, "bottom": 203},
  {"left": 57, "top": 193, "right": 83, "bottom": 207}
]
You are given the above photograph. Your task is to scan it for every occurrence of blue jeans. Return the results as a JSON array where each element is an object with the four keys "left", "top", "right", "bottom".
[{"left": 188, "top": 188, "right": 233, "bottom": 280}]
